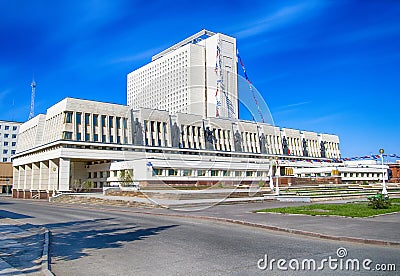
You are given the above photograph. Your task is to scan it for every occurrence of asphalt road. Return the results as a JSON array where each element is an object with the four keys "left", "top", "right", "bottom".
[{"left": 1, "top": 198, "right": 399, "bottom": 275}]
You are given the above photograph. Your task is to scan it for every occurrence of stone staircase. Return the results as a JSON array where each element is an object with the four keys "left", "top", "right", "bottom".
[
  {"left": 140, "top": 190, "right": 264, "bottom": 200},
  {"left": 267, "top": 183, "right": 400, "bottom": 202},
  {"left": 51, "top": 194, "right": 157, "bottom": 208}
]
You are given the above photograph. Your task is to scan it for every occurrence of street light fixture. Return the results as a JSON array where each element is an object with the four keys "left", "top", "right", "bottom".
[
  {"left": 379, "top": 148, "right": 388, "bottom": 196},
  {"left": 275, "top": 158, "right": 280, "bottom": 196},
  {"left": 6, "top": 178, "right": 9, "bottom": 196}
]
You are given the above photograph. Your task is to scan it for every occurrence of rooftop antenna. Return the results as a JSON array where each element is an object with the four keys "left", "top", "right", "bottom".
[{"left": 29, "top": 77, "right": 36, "bottom": 120}]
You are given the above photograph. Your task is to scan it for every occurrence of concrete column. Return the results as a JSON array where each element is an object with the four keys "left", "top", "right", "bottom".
[
  {"left": 13, "top": 166, "right": 20, "bottom": 190},
  {"left": 31, "top": 162, "right": 40, "bottom": 190},
  {"left": 39, "top": 161, "right": 49, "bottom": 191},
  {"left": 58, "top": 158, "right": 70, "bottom": 192},
  {"left": 154, "top": 121, "right": 160, "bottom": 146},
  {"left": 48, "top": 159, "right": 58, "bottom": 192},
  {"left": 160, "top": 122, "right": 165, "bottom": 147},
  {"left": 24, "top": 164, "right": 31, "bottom": 191}
]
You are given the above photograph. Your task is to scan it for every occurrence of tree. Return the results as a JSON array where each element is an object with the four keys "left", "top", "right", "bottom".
[{"left": 119, "top": 169, "right": 134, "bottom": 187}]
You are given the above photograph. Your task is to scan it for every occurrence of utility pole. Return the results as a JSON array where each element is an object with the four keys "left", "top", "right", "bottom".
[{"left": 29, "top": 78, "right": 36, "bottom": 120}]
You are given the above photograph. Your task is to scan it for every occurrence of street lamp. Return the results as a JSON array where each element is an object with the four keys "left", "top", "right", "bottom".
[
  {"left": 6, "top": 178, "right": 9, "bottom": 196},
  {"left": 275, "top": 159, "right": 280, "bottom": 196},
  {"left": 379, "top": 148, "right": 388, "bottom": 196}
]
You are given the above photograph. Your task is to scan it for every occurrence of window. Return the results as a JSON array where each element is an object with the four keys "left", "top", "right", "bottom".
[
  {"left": 62, "top": 131, "right": 73, "bottom": 140},
  {"left": 12, "top": 142, "right": 16, "bottom": 147},
  {"left": 197, "top": 170, "right": 206, "bottom": 176},
  {"left": 153, "top": 168, "right": 163, "bottom": 176},
  {"left": 101, "top": 115, "right": 106, "bottom": 127},
  {"left": 77, "top": 133, "right": 82, "bottom": 140},
  {"left": 4, "top": 142, "right": 8, "bottom": 146},
  {"left": 168, "top": 169, "right": 177, "bottom": 176},
  {"left": 2, "top": 158, "right": 7, "bottom": 162},
  {"left": 109, "top": 116, "right": 114, "bottom": 127},
  {"left": 4, "top": 134, "right": 9, "bottom": 138},
  {"left": 85, "top": 134, "right": 90, "bottom": 141},
  {"left": 113, "top": 171, "right": 117, "bottom": 177},
  {"left": 211, "top": 170, "right": 219, "bottom": 177},
  {"left": 93, "top": 114, "right": 98, "bottom": 127},
  {"left": 246, "top": 171, "right": 253, "bottom": 177},
  {"left": 12, "top": 126, "right": 17, "bottom": 131},
  {"left": 116, "top": 117, "right": 121, "bottom": 129},
  {"left": 76, "top": 113, "right": 82, "bottom": 124},
  {"left": 94, "top": 134, "right": 98, "bottom": 142},
  {"left": 3, "top": 150, "right": 8, "bottom": 154},
  {"left": 5, "top": 126, "right": 9, "bottom": 130},
  {"left": 11, "top": 150, "right": 16, "bottom": 155},
  {"left": 183, "top": 169, "right": 191, "bottom": 176},
  {"left": 12, "top": 134, "right": 16, "bottom": 139},
  {"left": 85, "top": 113, "right": 90, "bottom": 125},
  {"left": 65, "top": 112, "right": 73, "bottom": 123},
  {"left": 235, "top": 171, "right": 241, "bottom": 177}
]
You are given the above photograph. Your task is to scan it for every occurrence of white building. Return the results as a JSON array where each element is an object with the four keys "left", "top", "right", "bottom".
[
  {"left": 0, "top": 120, "right": 22, "bottom": 162},
  {"left": 127, "top": 30, "right": 238, "bottom": 119},
  {"left": 12, "top": 97, "right": 341, "bottom": 199}
]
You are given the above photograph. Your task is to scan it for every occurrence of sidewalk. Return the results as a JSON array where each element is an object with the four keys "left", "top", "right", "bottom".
[
  {"left": 0, "top": 219, "right": 48, "bottom": 275},
  {"left": 141, "top": 200, "right": 400, "bottom": 246}
]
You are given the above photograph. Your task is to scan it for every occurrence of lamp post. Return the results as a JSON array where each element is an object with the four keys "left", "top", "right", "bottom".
[
  {"left": 6, "top": 178, "right": 9, "bottom": 196},
  {"left": 379, "top": 148, "right": 388, "bottom": 196},
  {"left": 275, "top": 159, "right": 280, "bottom": 196}
]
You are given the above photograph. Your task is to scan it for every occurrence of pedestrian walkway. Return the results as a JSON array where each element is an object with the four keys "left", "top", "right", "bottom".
[
  {"left": 0, "top": 219, "right": 45, "bottom": 275},
  {"left": 143, "top": 201, "right": 400, "bottom": 246}
]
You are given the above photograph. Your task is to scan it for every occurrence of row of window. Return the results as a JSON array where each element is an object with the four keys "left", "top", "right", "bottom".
[
  {"left": 0, "top": 125, "right": 18, "bottom": 131},
  {"left": 2, "top": 141, "right": 16, "bottom": 147},
  {"left": 2, "top": 149, "right": 16, "bottom": 155},
  {"left": 0, "top": 134, "right": 17, "bottom": 139},
  {"left": 300, "top": 172, "right": 383, "bottom": 178},
  {"left": 88, "top": 171, "right": 110, "bottom": 179},
  {"left": 343, "top": 172, "right": 382, "bottom": 178},
  {"left": 152, "top": 168, "right": 266, "bottom": 177}
]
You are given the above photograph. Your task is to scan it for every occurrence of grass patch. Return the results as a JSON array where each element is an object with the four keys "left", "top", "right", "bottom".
[
  {"left": 256, "top": 202, "right": 400, "bottom": 218},
  {"left": 391, "top": 197, "right": 400, "bottom": 203}
]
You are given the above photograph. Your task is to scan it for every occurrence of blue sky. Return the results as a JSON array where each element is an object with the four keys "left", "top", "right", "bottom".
[{"left": 0, "top": 0, "right": 399, "bottom": 158}]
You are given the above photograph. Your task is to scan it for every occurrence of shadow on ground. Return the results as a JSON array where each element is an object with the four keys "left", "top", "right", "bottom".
[
  {"left": 0, "top": 210, "right": 32, "bottom": 219},
  {"left": 46, "top": 218, "right": 178, "bottom": 263}
]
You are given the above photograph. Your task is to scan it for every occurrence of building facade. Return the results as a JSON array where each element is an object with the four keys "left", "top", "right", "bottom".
[
  {"left": 0, "top": 120, "right": 21, "bottom": 162},
  {"left": 0, "top": 162, "right": 13, "bottom": 194},
  {"left": 12, "top": 97, "right": 342, "bottom": 198},
  {"left": 127, "top": 30, "right": 238, "bottom": 119},
  {"left": 389, "top": 161, "right": 400, "bottom": 183}
]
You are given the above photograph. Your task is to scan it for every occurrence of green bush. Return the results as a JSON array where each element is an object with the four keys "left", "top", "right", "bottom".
[{"left": 367, "top": 193, "right": 391, "bottom": 209}]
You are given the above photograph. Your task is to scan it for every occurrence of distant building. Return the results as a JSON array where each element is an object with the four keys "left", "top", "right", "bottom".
[
  {"left": 0, "top": 120, "right": 22, "bottom": 162},
  {"left": 127, "top": 30, "right": 238, "bottom": 119},
  {"left": 388, "top": 161, "right": 400, "bottom": 183},
  {"left": 0, "top": 162, "right": 13, "bottom": 194}
]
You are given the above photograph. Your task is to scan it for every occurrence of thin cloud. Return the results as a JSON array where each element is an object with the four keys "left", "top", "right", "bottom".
[
  {"left": 110, "top": 45, "right": 168, "bottom": 64},
  {"left": 234, "top": 1, "right": 325, "bottom": 39},
  {"left": 328, "top": 22, "right": 400, "bottom": 46},
  {"left": 273, "top": 101, "right": 311, "bottom": 113}
]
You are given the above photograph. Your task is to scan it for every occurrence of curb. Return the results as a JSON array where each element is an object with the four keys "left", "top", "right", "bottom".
[
  {"left": 41, "top": 228, "right": 54, "bottom": 276},
  {"left": 130, "top": 211, "right": 400, "bottom": 247}
]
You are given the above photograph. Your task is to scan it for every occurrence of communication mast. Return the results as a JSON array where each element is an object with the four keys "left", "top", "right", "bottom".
[{"left": 29, "top": 78, "right": 36, "bottom": 120}]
